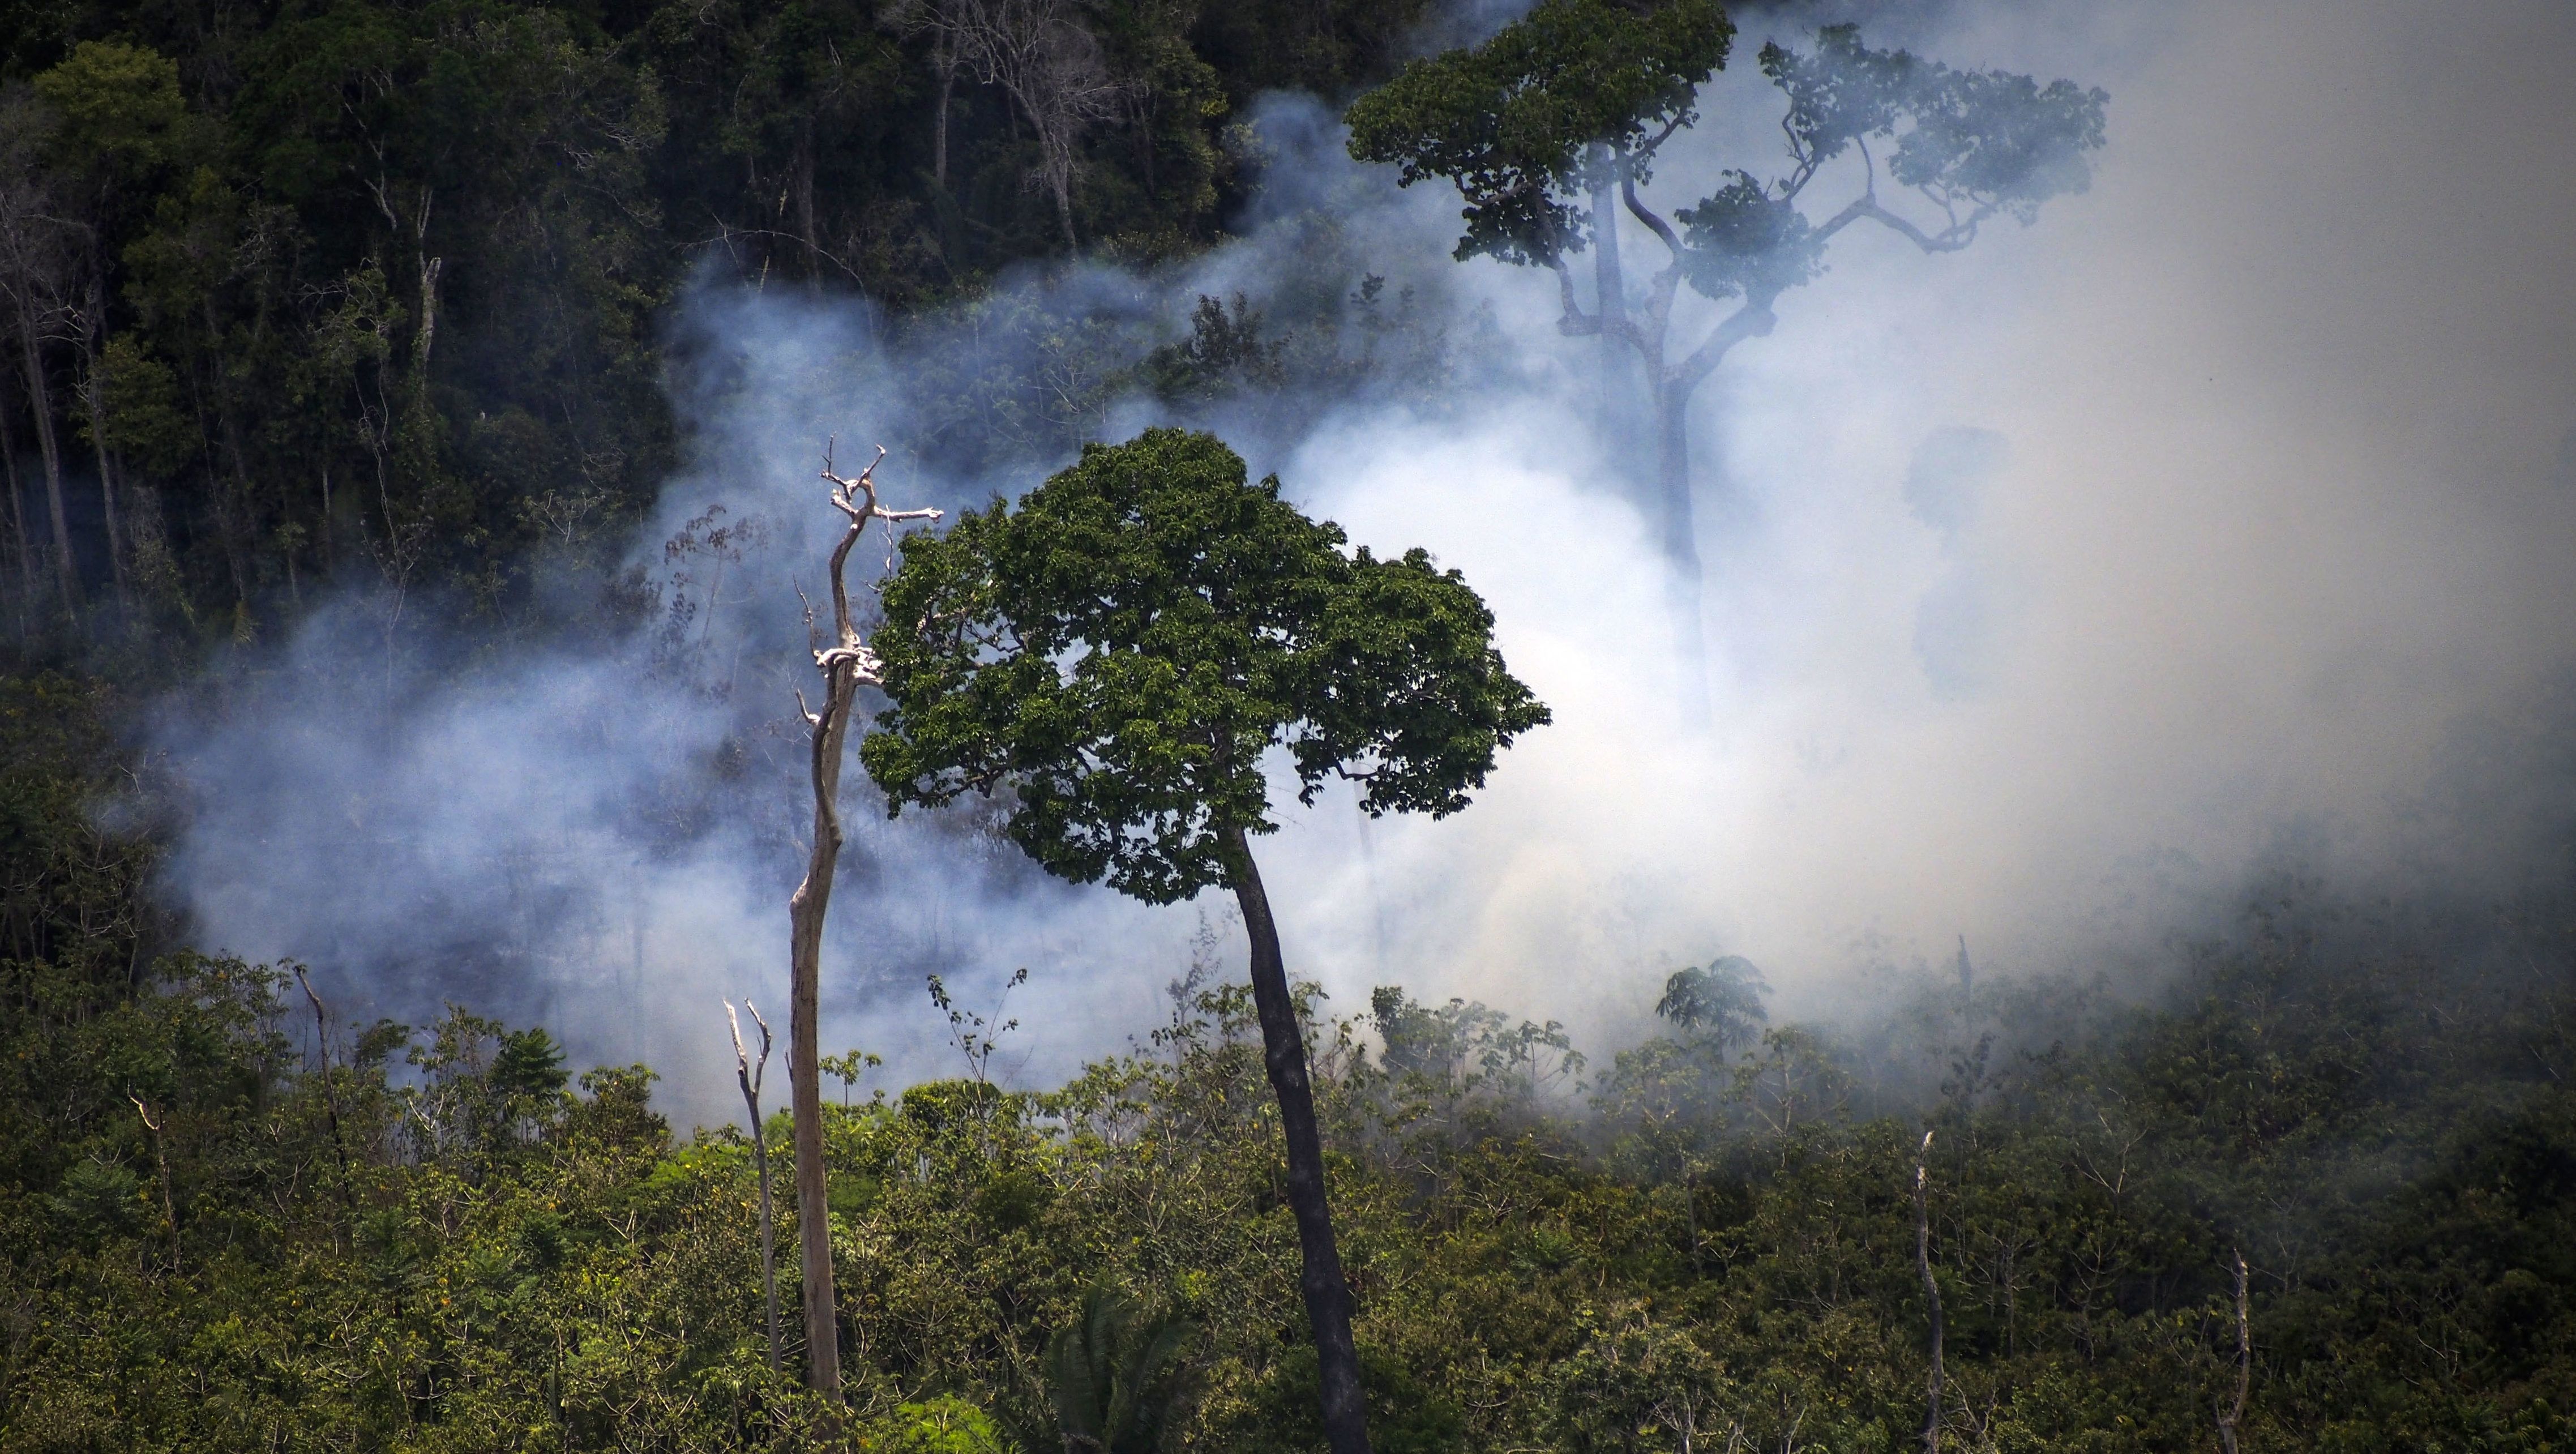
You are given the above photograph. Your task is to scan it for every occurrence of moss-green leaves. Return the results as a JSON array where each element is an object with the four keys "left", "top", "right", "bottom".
[{"left": 859, "top": 427, "right": 1548, "bottom": 905}]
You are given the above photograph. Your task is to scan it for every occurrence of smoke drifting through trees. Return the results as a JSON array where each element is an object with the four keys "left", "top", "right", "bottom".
[
  {"left": 1347, "top": 7, "right": 2106, "bottom": 707},
  {"left": 142, "top": 0, "right": 2576, "bottom": 1126}
]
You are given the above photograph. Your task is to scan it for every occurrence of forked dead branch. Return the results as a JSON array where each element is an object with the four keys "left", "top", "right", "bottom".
[
  {"left": 786, "top": 440, "right": 941, "bottom": 1406},
  {"left": 725, "top": 999, "right": 781, "bottom": 1374}
]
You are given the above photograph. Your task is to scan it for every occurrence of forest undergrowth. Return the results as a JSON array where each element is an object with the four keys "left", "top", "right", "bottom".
[{"left": 3, "top": 676, "right": 2572, "bottom": 1454}]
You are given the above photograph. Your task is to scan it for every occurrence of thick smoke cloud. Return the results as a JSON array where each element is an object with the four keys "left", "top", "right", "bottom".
[{"left": 153, "top": 0, "right": 2576, "bottom": 1126}]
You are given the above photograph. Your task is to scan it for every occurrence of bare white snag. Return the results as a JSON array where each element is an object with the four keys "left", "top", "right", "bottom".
[
  {"left": 2218, "top": 1249, "right": 2250, "bottom": 1454},
  {"left": 1914, "top": 1129, "right": 1944, "bottom": 1454},
  {"left": 129, "top": 1093, "right": 178, "bottom": 1268},
  {"left": 293, "top": 965, "right": 359, "bottom": 1228},
  {"left": 786, "top": 440, "right": 939, "bottom": 1405},
  {"left": 728, "top": 999, "right": 782, "bottom": 1374},
  {"left": 947, "top": 0, "right": 1131, "bottom": 247}
]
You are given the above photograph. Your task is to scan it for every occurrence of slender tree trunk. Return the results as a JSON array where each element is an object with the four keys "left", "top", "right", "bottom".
[
  {"left": 1589, "top": 148, "right": 1630, "bottom": 451},
  {"left": 932, "top": 57, "right": 955, "bottom": 191},
  {"left": 786, "top": 442, "right": 935, "bottom": 1412},
  {"left": 752, "top": 1111, "right": 782, "bottom": 1372},
  {"left": 787, "top": 671, "right": 853, "bottom": 1404},
  {"left": 412, "top": 255, "right": 442, "bottom": 401},
  {"left": 1136, "top": 92, "right": 1158, "bottom": 200},
  {"left": 781, "top": 445, "right": 937, "bottom": 1409},
  {"left": 794, "top": 120, "right": 823, "bottom": 293},
  {"left": 18, "top": 322, "right": 76, "bottom": 620},
  {"left": 1914, "top": 1131, "right": 1944, "bottom": 1454},
  {"left": 1651, "top": 379, "right": 1702, "bottom": 615},
  {"left": 0, "top": 361, "right": 33, "bottom": 639},
  {"left": 1224, "top": 825, "right": 1372, "bottom": 1454},
  {"left": 2218, "top": 1250, "right": 2249, "bottom": 1454},
  {"left": 131, "top": 1096, "right": 179, "bottom": 1269},
  {"left": 201, "top": 300, "right": 258, "bottom": 608},
  {"left": 730, "top": 1002, "right": 784, "bottom": 1375},
  {"left": 1047, "top": 138, "right": 1078, "bottom": 251},
  {"left": 296, "top": 968, "right": 361, "bottom": 1235},
  {"left": 77, "top": 281, "right": 125, "bottom": 602},
  {"left": 1653, "top": 376, "right": 1709, "bottom": 720}
]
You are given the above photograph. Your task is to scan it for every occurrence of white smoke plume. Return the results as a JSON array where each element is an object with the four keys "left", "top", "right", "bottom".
[{"left": 152, "top": 0, "right": 2576, "bottom": 1127}]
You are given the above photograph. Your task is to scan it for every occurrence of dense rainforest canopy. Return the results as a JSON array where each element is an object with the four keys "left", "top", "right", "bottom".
[
  {"left": 0, "top": 0, "right": 1439, "bottom": 649},
  {"left": 2, "top": 1, "right": 2574, "bottom": 1451},
  {"left": 5, "top": 665, "right": 2575, "bottom": 1450}
]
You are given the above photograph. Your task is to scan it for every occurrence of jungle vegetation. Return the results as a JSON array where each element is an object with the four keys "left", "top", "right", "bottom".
[
  {"left": 2, "top": 2, "right": 2573, "bottom": 1451},
  {"left": 3, "top": 668, "right": 2575, "bottom": 1451},
  {"left": 0, "top": 0, "right": 1440, "bottom": 651}
]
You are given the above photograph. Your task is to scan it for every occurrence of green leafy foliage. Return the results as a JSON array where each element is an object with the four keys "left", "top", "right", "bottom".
[
  {"left": 1653, "top": 956, "right": 1769, "bottom": 1052},
  {"left": 1348, "top": 8, "right": 2107, "bottom": 301},
  {"left": 859, "top": 426, "right": 1549, "bottom": 903},
  {"left": 0, "top": 819, "right": 2573, "bottom": 1450},
  {"left": 1033, "top": 1288, "right": 1200, "bottom": 1454},
  {"left": 3, "top": 611, "right": 2574, "bottom": 1454},
  {"left": 0, "top": 0, "right": 1443, "bottom": 654},
  {"left": 1343, "top": 0, "right": 1733, "bottom": 266}
]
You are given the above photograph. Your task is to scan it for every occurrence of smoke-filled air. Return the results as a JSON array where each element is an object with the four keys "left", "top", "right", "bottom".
[{"left": 6, "top": 0, "right": 2575, "bottom": 1448}]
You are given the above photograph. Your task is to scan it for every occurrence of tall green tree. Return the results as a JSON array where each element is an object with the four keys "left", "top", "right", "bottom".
[
  {"left": 859, "top": 426, "right": 1549, "bottom": 1454},
  {"left": 33, "top": 40, "right": 192, "bottom": 606},
  {"left": 1346, "top": 8, "right": 2105, "bottom": 688}
]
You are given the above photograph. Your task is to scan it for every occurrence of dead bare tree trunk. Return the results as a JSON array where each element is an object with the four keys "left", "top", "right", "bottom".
[
  {"left": 294, "top": 966, "right": 360, "bottom": 1232},
  {"left": 130, "top": 1094, "right": 179, "bottom": 1268},
  {"left": 788, "top": 442, "right": 940, "bottom": 1405},
  {"left": 729, "top": 999, "right": 784, "bottom": 1375},
  {"left": 951, "top": 0, "right": 1128, "bottom": 250},
  {"left": 2218, "top": 1250, "right": 2249, "bottom": 1454},
  {"left": 1915, "top": 1130, "right": 1944, "bottom": 1454}
]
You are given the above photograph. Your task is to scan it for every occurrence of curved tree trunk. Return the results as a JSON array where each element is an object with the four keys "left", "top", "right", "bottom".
[
  {"left": 786, "top": 444, "right": 940, "bottom": 1409},
  {"left": 1225, "top": 825, "right": 1371, "bottom": 1454},
  {"left": 788, "top": 660, "right": 854, "bottom": 1404}
]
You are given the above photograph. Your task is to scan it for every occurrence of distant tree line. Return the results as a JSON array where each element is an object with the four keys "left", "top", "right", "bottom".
[{"left": 0, "top": 0, "right": 1435, "bottom": 655}]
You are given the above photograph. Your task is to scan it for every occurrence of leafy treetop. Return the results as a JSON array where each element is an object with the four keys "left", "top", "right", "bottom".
[
  {"left": 1348, "top": 7, "right": 2107, "bottom": 301},
  {"left": 1654, "top": 955, "right": 1768, "bottom": 1052},
  {"left": 859, "top": 427, "right": 1550, "bottom": 904},
  {"left": 1343, "top": 0, "right": 1734, "bottom": 267}
]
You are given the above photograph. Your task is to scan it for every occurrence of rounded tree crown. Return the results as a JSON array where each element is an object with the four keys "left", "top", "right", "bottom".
[{"left": 859, "top": 428, "right": 1550, "bottom": 904}]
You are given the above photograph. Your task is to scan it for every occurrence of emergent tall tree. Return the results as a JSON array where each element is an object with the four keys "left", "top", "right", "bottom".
[
  {"left": 859, "top": 427, "right": 1550, "bottom": 1454},
  {"left": 1346, "top": 7, "right": 2106, "bottom": 670},
  {"left": 789, "top": 442, "right": 941, "bottom": 1403}
]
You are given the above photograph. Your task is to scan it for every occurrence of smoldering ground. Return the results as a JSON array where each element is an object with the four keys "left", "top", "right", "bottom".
[{"left": 148, "top": 0, "right": 2576, "bottom": 1127}]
